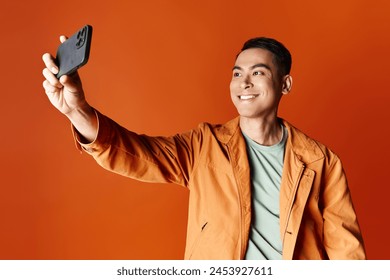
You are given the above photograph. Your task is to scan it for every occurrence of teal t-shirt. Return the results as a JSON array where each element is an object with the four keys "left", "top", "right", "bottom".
[{"left": 243, "top": 125, "right": 287, "bottom": 260}]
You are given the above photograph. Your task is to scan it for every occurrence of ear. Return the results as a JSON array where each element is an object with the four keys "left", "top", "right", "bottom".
[{"left": 282, "top": 75, "right": 293, "bottom": 95}]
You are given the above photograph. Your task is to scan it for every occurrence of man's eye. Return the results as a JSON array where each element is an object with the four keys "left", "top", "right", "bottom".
[
  {"left": 253, "top": 71, "right": 264, "bottom": 76},
  {"left": 233, "top": 72, "right": 241, "bottom": 77}
]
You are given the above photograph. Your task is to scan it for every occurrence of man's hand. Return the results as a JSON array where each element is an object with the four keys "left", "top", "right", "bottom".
[
  {"left": 42, "top": 35, "right": 98, "bottom": 143},
  {"left": 42, "top": 36, "right": 87, "bottom": 116}
]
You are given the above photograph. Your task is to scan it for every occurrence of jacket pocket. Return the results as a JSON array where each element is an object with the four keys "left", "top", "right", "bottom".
[{"left": 188, "top": 222, "right": 209, "bottom": 259}]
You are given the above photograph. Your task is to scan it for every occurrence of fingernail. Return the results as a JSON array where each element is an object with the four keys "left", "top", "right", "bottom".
[{"left": 52, "top": 67, "right": 58, "bottom": 74}]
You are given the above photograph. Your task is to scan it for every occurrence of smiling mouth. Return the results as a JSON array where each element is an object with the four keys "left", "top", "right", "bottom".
[{"left": 239, "top": 95, "right": 258, "bottom": 100}]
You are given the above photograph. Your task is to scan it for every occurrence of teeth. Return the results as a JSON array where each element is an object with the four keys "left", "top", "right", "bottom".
[{"left": 240, "top": 95, "right": 256, "bottom": 100}]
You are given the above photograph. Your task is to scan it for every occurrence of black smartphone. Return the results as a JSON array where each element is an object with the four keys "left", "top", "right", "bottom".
[{"left": 55, "top": 25, "right": 93, "bottom": 78}]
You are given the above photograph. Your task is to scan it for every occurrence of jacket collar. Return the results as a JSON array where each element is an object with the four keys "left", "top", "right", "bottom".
[{"left": 214, "top": 116, "right": 325, "bottom": 165}]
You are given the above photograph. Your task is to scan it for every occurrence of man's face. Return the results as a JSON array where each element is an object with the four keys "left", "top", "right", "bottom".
[{"left": 230, "top": 48, "right": 286, "bottom": 120}]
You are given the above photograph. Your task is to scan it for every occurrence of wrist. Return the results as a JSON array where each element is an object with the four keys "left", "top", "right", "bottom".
[
  {"left": 65, "top": 102, "right": 94, "bottom": 121},
  {"left": 65, "top": 103, "right": 98, "bottom": 143}
]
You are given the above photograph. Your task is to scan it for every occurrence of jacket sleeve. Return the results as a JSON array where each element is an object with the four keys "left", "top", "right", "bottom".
[
  {"left": 322, "top": 152, "right": 367, "bottom": 259},
  {"left": 72, "top": 110, "right": 203, "bottom": 187}
]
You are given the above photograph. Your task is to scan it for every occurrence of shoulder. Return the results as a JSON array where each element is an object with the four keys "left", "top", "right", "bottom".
[
  {"left": 281, "top": 119, "right": 341, "bottom": 166},
  {"left": 186, "top": 117, "right": 241, "bottom": 144}
]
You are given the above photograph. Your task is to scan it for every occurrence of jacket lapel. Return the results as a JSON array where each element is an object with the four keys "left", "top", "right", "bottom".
[
  {"left": 279, "top": 120, "right": 323, "bottom": 259},
  {"left": 215, "top": 117, "right": 252, "bottom": 259}
]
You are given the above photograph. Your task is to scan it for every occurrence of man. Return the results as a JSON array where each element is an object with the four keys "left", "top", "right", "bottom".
[{"left": 42, "top": 36, "right": 366, "bottom": 259}]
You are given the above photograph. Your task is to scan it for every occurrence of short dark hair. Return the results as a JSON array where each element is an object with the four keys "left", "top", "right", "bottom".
[{"left": 241, "top": 37, "right": 292, "bottom": 77}]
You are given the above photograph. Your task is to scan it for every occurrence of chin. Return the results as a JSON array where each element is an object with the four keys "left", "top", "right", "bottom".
[
  {"left": 237, "top": 112, "right": 260, "bottom": 119},
  {"left": 236, "top": 108, "right": 261, "bottom": 118},
  {"left": 237, "top": 109, "right": 276, "bottom": 121}
]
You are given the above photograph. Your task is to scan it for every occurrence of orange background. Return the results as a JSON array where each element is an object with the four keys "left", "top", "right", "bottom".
[{"left": 0, "top": 0, "right": 389, "bottom": 259}]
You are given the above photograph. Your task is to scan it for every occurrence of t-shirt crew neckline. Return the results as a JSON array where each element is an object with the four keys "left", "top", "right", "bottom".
[{"left": 242, "top": 125, "right": 287, "bottom": 152}]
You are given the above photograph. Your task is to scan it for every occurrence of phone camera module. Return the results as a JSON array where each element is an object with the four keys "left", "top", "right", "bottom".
[{"left": 76, "top": 27, "right": 87, "bottom": 49}]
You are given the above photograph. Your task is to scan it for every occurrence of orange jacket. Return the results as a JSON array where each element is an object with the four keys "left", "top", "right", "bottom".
[{"left": 75, "top": 111, "right": 366, "bottom": 259}]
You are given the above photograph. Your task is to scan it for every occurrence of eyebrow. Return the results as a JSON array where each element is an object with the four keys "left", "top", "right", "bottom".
[{"left": 232, "top": 63, "right": 272, "bottom": 71}]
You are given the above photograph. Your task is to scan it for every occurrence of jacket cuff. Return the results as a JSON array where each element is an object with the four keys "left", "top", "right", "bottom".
[{"left": 71, "top": 109, "right": 110, "bottom": 154}]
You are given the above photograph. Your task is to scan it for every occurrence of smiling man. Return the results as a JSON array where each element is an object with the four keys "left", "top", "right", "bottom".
[{"left": 42, "top": 37, "right": 366, "bottom": 259}]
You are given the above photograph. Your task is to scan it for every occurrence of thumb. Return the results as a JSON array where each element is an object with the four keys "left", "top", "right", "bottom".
[{"left": 59, "top": 72, "right": 83, "bottom": 93}]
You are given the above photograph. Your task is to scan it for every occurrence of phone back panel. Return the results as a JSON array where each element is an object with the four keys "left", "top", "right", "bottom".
[{"left": 56, "top": 25, "right": 92, "bottom": 78}]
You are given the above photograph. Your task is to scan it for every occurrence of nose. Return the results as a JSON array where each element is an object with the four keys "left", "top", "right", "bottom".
[{"left": 240, "top": 74, "right": 253, "bottom": 89}]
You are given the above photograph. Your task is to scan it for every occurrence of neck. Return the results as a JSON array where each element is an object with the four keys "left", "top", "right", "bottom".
[{"left": 239, "top": 115, "right": 282, "bottom": 146}]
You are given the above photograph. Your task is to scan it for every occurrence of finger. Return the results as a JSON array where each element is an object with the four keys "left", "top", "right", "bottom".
[
  {"left": 42, "top": 53, "right": 59, "bottom": 74},
  {"left": 59, "top": 73, "right": 82, "bottom": 93},
  {"left": 43, "top": 80, "right": 61, "bottom": 95},
  {"left": 42, "top": 68, "right": 62, "bottom": 88},
  {"left": 59, "top": 35, "right": 68, "bottom": 43}
]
